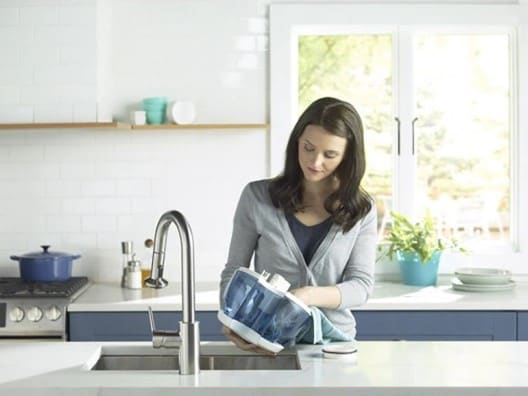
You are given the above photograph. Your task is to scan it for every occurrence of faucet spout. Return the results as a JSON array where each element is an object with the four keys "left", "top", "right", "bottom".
[{"left": 145, "top": 210, "right": 200, "bottom": 375}]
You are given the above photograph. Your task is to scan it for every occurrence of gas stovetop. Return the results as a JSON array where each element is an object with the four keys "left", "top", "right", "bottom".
[{"left": 0, "top": 277, "right": 89, "bottom": 299}]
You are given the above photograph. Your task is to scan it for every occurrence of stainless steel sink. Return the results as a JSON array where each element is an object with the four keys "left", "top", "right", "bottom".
[{"left": 89, "top": 343, "right": 301, "bottom": 371}]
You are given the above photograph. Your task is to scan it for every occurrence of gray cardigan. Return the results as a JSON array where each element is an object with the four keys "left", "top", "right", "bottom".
[{"left": 219, "top": 179, "right": 378, "bottom": 337}]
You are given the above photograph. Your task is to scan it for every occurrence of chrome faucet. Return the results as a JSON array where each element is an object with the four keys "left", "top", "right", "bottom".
[{"left": 145, "top": 210, "right": 200, "bottom": 375}]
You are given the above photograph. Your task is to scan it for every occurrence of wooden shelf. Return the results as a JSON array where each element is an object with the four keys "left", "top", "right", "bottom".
[
  {"left": 0, "top": 122, "right": 129, "bottom": 130},
  {"left": 0, "top": 122, "right": 268, "bottom": 130},
  {"left": 130, "top": 123, "right": 269, "bottom": 130}
]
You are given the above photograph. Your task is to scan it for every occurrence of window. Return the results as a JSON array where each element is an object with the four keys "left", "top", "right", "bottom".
[{"left": 270, "top": 4, "right": 528, "bottom": 270}]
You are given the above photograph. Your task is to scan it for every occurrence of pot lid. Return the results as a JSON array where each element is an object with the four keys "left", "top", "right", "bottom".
[{"left": 11, "top": 245, "right": 81, "bottom": 261}]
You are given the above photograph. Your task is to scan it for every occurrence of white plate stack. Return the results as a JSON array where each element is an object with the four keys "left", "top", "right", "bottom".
[{"left": 452, "top": 267, "right": 515, "bottom": 292}]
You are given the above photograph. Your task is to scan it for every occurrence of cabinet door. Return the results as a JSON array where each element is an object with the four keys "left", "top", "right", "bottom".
[
  {"left": 517, "top": 312, "right": 528, "bottom": 340},
  {"left": 353, "top": 311, "right": 516, "bottom": 341},
  {"left": 68, "top": 311, "right": 224, "bottom": 341}
]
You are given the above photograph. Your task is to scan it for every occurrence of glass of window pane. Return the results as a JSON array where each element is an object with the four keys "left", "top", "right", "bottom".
[{"left": 414, "top": 33, "right": 511, "bottom": 245}]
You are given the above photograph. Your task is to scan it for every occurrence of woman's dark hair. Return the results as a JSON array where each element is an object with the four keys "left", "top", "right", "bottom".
[{"left": 269, "top": 97, "right": 372, "bottom": 232}]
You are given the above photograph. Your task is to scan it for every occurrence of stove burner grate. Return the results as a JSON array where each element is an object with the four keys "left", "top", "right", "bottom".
[{"left": 0, "top": 277, "right": 89, "bottom": 298}]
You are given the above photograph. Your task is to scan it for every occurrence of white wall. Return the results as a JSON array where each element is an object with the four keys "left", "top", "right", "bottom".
[
  {"left": 0, "top": 0, "right": 519, "bottom": 283},
  {"left": 0, "top": 0, "right": 267, "bottom": 283}
]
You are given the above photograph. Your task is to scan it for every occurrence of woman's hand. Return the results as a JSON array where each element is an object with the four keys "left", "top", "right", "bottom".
[
  {"left": 222, "top": 326, "right": 277, "bottom": 356},
  {"left": 289, "top": 285, "right": 341, "bottom": 309},
  {"left": 289, "top": 286, "right": 315, "bottom": 306}
]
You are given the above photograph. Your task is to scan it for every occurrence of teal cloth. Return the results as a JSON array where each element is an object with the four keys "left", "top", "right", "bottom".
[{"left": 296, "top": 307, "right": 354, "bottom": 345}]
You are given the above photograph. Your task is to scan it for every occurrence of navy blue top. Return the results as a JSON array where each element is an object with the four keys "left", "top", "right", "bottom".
[{"left": 286, "top": 213, "right": 333, "bottom": 265}]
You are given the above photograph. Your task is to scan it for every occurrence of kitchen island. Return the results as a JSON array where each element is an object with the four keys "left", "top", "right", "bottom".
[{"left": 0, "top": 340, "right": 527, "bottom": 395}]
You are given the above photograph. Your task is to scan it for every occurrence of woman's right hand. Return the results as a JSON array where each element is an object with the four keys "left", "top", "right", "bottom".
[{"left": 222, "top": 326, "right": 277, "bottom": 356}]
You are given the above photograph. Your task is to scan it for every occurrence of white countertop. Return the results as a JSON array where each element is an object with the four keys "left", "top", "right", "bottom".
[
  {"left": 1, "top": 340, "right": 528, "bottom": 395},
  {"left": 69, "top": 276, "right": 528, "bottom": 312}
]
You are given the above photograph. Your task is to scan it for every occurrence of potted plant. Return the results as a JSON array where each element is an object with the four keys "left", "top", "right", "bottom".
[{"left": 382, "top": 211, "right": 464, "bottom": 286}]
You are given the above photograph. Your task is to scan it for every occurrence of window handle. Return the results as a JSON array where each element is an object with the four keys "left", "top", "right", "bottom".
[
  {"left": 394, "top": 117, "right": 401, "bottom": 155},
  {"left": 412, "top": 117, "right": 418, "bottom": 155}
]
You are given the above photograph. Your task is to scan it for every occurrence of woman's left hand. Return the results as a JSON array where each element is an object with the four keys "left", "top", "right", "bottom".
[
  {"left": 289, "top": 285, "right": 342, "bottom": 309},
  {"left": 289, "top": 286, "right": 315, "bottom": 306}
]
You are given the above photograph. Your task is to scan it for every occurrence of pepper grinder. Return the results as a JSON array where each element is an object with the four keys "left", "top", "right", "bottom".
[{"left": 121, "top": 241, "right": 134, "bottom": 288}]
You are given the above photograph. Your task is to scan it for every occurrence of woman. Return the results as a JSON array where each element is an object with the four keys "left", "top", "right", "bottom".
[{"left": 220, "top": 97, "right": 377, "bottom": 352}]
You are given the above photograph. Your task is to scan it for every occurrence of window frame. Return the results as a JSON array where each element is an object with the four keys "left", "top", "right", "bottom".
[{"left": 270, "top": 3, "right": 528, "bottom": 273}]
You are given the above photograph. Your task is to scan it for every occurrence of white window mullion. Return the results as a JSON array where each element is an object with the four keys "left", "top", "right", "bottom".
[{"left": 395, "top": 26, "right": 417, "bottom": 219}]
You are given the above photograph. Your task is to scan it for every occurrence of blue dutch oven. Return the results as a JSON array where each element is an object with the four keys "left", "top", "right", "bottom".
[{"left": 10, "top": 245, "right": 81, "bottom": 282}]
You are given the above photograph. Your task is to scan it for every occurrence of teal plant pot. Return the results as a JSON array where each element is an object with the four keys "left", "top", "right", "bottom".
[{"left": 397, "top": 251, "right": 441, "bottom": 286}]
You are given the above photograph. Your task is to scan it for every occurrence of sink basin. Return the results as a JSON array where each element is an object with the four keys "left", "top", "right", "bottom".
[{"left": 89, "top": 343, "right": 301, "bottom": 371}]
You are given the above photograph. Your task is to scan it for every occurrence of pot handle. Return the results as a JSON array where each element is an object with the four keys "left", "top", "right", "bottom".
[
  {"left": 72, "top": 254, "right": 82, "bottom": 260},
  {"left": 10, "top": 255, "right": 20, "bottom": 261}
]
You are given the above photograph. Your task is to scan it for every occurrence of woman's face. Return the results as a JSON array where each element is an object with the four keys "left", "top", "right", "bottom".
[{"left": 298, "top": 124, "right": 347, "bottom": 184}]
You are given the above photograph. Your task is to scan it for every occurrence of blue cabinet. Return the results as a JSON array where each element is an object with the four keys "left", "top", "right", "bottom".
[
  {"left": 353, "top": 311, "right": 517, "bottom": 341},
  {"left": 69, "top": 310, "right": 519, "bottom": 342},
  {"left": 517, "top": 312, "right": 528, "bottom": 340},
  {"left": 68, "top": 311, "right": 224, "bottom": 341}
]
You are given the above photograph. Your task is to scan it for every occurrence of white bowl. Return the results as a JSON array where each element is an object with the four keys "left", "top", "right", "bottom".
[{"left": 454, "top": 267, "right": 512, "bottom": 285}]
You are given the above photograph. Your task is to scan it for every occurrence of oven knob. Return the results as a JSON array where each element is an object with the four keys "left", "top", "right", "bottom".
[
  {"left": 26, "top": 306, "right": 43, "bottom": 322},
  {"left": 45, "top": 305, "right": 62, "bottom": 321},
  {"left": 9, "top": 306, "right": 24, "bottom": 322}
]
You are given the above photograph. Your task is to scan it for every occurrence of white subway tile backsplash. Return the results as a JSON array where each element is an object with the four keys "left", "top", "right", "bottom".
[
  {"left": 20, "top": 84, "right": 96, "bottom": 104},
  {"left": 46, "top": 214, "right": 81, "bottom": 232},
  {"left": 59, "top": 162, "right": 95, "bottom": 178},
  {"left": 0, "top": 44, "right": 19, "bottom": 65},
  {"left": 81, "top": 180, "right": 115, "bottom": 196},
  {"left": 0, "top": 7, "right": 19, "bottom": 25},
  {"left": 63, "top": 197, "right": 95, "bottom": 214},
  {"left": 82, "top": 215, "right": 116, "bottom": 232},
  {"left": 0, "top": 234, "right": 28, "bottom": 251},
  {"left": 19, "top": 5, "right": 58, "bottom": 25},
  {"left": 0, "top": 105, "right": 33, "bottom": 123},
  {"left": 24, "top": 162, "right": 60, "bottom": 178},
  {"left": 34, "top": 103, "right": 73, "bottom": 122},
  {"left": 61, "top": 232, "right": 97, "bottom": 249},
  {"left": 59, "top": 45, "right": 94, "bottom": 65},
  {"left": 116, "top": 180, "right": 151, "bottom": 196},
  {"left": 95, "top": 198, "right": 130, "bottom": 215},
  {"left": 72, "top": 102, "right": 97, "bottom": 122},
  {"left": 0, "top": 180, "right": 46, "bottom": 198},
  {"left": 25, "top": 197, "right": 62, "bottom": 214},
  {"left": 9, "top": 145, "right": 45, "bottom": 162},
  {"left": 45, "top": 180, "right": 81, "bottom": 196},
  {"left": 0, "top": 163, "right": 25, "bottom": 179},
  {"left": 0, "top": 0, "right": 267, "bottom": 283},
  {"left": 20, "top": 46, "right": 59, "bottom": 65},
  {"left": 34, "top": 25, "right": 95, "bottom": 45},
  {"left": 0, "top": 86, "right": 19, "bottom": 104},
  {"left": 0, "top": 26, "right": 33, "bottom": 46},
  {"left": 59, "top": 4, "right": 95, "bottom": 25},
  {"left": 96, "top": 232, "right": 122, "bottom": 250},
  {"left": 130, "top": 197, "right": 166, "bottom": 214},
  {"left": 34, "top": 65, "right": 96, "bottom": 85},
  {"left": 0, "top": 214, "right": 46, "bottom": 233},
  {"left": 234, "top": 35, "right": 256, "bottom": 52},
  {"left": 94, "top": 161, "right": 164, "bottom": 179},
  {"left": 117, "top": 214, "right": 156, "bottom": 236}
]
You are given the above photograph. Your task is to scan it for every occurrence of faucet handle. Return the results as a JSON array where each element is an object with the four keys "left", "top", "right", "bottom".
[{"left": 147, "top": 306, "right": 181, "bottom": 348}]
